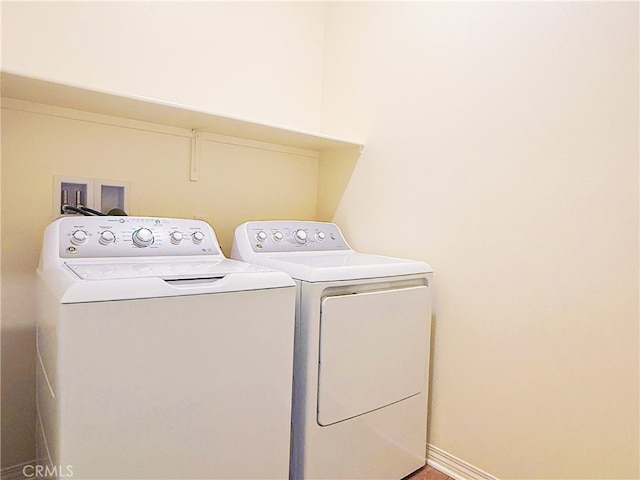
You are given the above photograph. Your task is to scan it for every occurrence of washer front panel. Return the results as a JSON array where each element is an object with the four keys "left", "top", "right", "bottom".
[
  {"left": 317, "top": 285, "right": 430, "bottom": 426},
  {"left": 58, "top": 216, "right": 221, "bottom": 258}
]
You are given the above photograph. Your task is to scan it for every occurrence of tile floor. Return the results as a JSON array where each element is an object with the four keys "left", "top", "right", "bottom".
[{"left": 405, "top": 465, "right": 455, "bottom": 480}]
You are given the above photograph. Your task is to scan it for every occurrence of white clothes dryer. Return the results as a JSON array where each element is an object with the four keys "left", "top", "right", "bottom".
[
  {"left": 232, "top": 221, "right": 434, "bottom": 480},
  {"left": 36, "top": 216, "right": 296, "bottom": 479}
]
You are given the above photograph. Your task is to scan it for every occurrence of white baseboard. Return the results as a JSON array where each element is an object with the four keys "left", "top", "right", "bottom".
[
  {"left": 428, "top": 444, "right": 499, "bottom": 480},
  {"left": 0, "top": 460, "right": 36, "bottom": 480}
]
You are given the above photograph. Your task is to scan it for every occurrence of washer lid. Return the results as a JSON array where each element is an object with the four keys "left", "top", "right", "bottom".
[
  {"left": 44, "top": 258, "right": 295, "bottom": 304},
  {"left": 64, "top": 258, "right": 249, "bottom": 281},
  {"left": 247, "top": 251, "right": 431, "bottom": 282}
]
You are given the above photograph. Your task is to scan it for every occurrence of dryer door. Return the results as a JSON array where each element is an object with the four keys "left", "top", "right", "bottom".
[{"left": 317, "top": 285, "right": 430, "bottom": 426}]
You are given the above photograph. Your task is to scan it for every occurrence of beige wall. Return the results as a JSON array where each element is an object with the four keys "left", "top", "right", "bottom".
[
  {"left": 1, "top": 1, "right": 325, "bottom": 131},
  {"left": 322, "top": 2, "right": 639, "bottom": 479}
]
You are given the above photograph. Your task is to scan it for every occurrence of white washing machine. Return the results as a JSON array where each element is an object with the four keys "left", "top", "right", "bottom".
[
  {"left": 36, "top": 216, "right": 296, "bottom": 479},
  {"left": 232, "top": 221, "right": 433, "bottom": 480}
]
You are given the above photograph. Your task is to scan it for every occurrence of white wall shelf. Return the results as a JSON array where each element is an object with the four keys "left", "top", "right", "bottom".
[{"left": 0, "top": 72, "right": 364, "bottom": 152}]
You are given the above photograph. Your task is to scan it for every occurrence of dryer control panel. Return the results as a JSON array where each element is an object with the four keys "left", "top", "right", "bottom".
[
  {"left": 58, "top": 217, "right": 222, "bottom": 258},
  {"left": 241, "top": 221, "right": 351, "bottom": 253}
]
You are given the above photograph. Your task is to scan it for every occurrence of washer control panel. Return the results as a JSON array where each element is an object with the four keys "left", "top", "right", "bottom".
[
  {"left": 243, "top": 221, "right": 350, "bottom": 253},
  {"left": 58, "top": 217, "right": 221, "bottom": 258}
]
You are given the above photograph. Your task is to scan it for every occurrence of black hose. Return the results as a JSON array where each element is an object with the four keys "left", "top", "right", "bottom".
[
  {"left": 79, "top": 206, "right": 106, "bottom": 216},
  {"left": 62, "top": 205, "right": 93, "bottom": 216}
]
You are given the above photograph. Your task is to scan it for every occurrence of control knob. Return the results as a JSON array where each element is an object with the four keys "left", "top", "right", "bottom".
[
  {"left": 272, "top": 231, "right": 283, "bottom": 242},
  {"left": 98, "top": 230, "right": 116, "bottom": 245},
  {"left": 316, "top": 231, "right": 326, "bottom": 241},
  {"left": 293, "top": 229, "right": 307, "bottom": 245},
  {"left": 192, "top": 231, "right": 205, "bottom": 245},
  {"left": 70, "top": 230, "right": 88, "bottom": 246},
  {"left": 256, "top": 231, "right": 268, "bottom": 242},
  {"left": 132, "top": 228, "right": 154, "bottom": 247},
  {"left": 170, "top": 231, "right": 184, "bottom": 245}
]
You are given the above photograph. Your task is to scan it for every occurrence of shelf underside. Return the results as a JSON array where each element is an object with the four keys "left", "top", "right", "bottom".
[{"left": 1, "top": 72, "right": 364, "bottom": 152}]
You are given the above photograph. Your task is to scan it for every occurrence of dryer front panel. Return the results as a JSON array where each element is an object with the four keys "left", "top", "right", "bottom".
[{"left": 317, "top": 285, "right": 430, "bottom": 426}]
